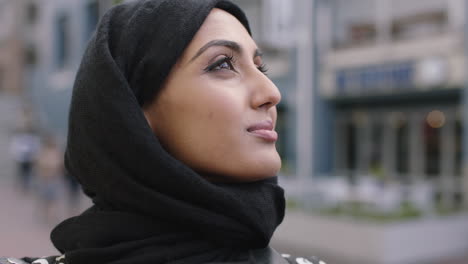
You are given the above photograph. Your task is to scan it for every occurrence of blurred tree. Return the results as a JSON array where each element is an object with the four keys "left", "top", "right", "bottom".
[{"left": 113, "top": 0, "right": 124, "bottom": 5}]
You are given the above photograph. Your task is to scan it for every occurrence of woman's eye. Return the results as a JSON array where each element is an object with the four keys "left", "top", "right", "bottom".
[
  {"left": 215, "top": 61, "right": 232, "bottom": 70},
  {"left": 205, "top": 56, "right": 236, "bottom": 73}
]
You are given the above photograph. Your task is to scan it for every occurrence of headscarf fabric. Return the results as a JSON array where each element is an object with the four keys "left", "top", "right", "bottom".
[{"left": 51, "top": 1, "right": 285, "bottom": 263}]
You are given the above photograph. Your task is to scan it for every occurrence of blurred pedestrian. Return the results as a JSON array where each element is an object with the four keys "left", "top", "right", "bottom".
[
  {"left": 36, "top": 134, "right": 63, "bottom": 224},
  {"left": 9, "top": 126, "right": 40, "bottom": 194}
]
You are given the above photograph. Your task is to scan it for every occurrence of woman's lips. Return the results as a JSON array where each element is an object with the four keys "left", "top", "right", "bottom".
[
  {"left": 249, "top": 129, "right": 278, "bottom": 142},
  {"left": 247, "top": 120, "right": 278, "bottom": 142}
]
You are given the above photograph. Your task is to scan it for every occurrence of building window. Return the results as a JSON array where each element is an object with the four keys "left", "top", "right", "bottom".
[
  {"left": 25, "top": 1, "right": 38, "bottom": 24},
  {"left": 424, "top": 122, "right": 440, "bottom": 177},
  {"left": 345, "top": 121, "right": 357, "bottom": 183},
  {"left": 85, "top": 0, "right": 99, "bottom": 40},
  {"left": 391, "top": 11, "right": 448, "bottom": 40},
  {"left": 332, "top": 0, "right": 377, "bottom": 48},
  {"left": 345, "top": 122, "right": 357, "bottom": 170},
  {"left": 391, "top": 0, "right": 448, "bottom": 40},
  {"left": 369, "top": 121, "right": 383, "bottom": 179},
  {"left": 24, "top": 45, "right": 38, "bottom": 66},
  {"left": 396, "top": 118, "right": 409, "bottom": 180},
  {"left": 55, "top": 14, "right": 69, "bottom": 69},
  {"left": 454, "top": 118, "right": 462, "bottom": 176}
]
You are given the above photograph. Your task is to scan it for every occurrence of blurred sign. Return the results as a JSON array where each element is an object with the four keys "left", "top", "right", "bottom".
[
  {"left": 336, "top": 61, "right": 415, "bottom": 95},
  {"left": 334, "top": 57, "right": 449, "bottom": 96}
]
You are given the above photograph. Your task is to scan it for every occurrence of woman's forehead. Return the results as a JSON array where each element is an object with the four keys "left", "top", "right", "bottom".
[{"left": 180, "top": 8, "right": 257, "bottom": 63}]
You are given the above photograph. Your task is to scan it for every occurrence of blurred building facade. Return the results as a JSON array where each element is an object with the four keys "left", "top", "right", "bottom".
[
  {"left": 20, "top": 0, "right": 115, "bottom": 139},
  {"left": 232, "top": 0, "right": 468, "bottom": 222},
  {"left": 271, "top": 1, "right": 468, "bottom": 262},
  {"left": 0, "top": 0, "right": 24, "bottom": 94},
  {"left": 244, "top": 0, "right": 468, "bottom": 214},
  {"left": 317, "top": 0, "right": 468, "bottom": 209},
  {"left": 9, "top": 0, "right": 468, "bottom": 209}
]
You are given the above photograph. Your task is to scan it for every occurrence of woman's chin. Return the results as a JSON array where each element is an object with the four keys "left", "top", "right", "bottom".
[{"left": 230, "top": 155, "right": 282, "bottom": 182}]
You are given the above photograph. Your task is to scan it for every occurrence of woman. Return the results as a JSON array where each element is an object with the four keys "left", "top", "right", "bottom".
[{"left": 2, "top": 0, "right": 324, "bottom": 263}]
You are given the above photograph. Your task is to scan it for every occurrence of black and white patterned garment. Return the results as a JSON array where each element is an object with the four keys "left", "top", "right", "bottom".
[
  {"left": 281, "top": 254, "right": 326, "bottom": 264},
  {"left": 0, "top": 255, "right": 66, "bottom": 264},
  {"left": 0, "top": 254, "right": 327, "bottom": 264}
]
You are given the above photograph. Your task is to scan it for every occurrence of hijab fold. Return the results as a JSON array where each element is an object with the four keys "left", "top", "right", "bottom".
[{"left": 51, "top": 1, "right": 285, "bottom": 263}]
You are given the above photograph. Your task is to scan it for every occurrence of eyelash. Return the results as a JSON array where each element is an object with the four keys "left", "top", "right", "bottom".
[
  {"left": 204, "top": 55, "right": 237, "bottom": 72},
  {"left": 257, "top": 63, "right": 268, "bottom": 75},
  {"left": 204, "top": 55, "right": 269, "bottom": 75}
]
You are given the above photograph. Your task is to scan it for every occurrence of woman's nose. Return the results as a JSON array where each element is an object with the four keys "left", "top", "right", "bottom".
[{"left": 251, "top": 74, "right": 281, "bottom": 110}]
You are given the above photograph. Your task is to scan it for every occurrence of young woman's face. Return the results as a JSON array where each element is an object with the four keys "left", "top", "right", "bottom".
[{"left": 143, "top": 8, "right": 281, "bottom": 182}]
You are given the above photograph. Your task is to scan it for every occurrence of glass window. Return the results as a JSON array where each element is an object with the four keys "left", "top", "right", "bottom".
[
  {"left": 85, "top": 0, "right": 99, "bottom": 40},
  {"left": 369, "top": 121, "right": 383, "bottom": 178},
  {"left": 396, "top": 118, "right": 408, "bottom": 176},
  {"left": 25, "top": 1, "right": 38, "bottom": 24},
  {"left": 334, "top": 117, "right": 347, "bottom": 172},
  {"left": 424, "top": 122, "right": 440, "bottom": 177},
  {"left": 454, "top": 118, "right": 462, "bottom": 177},
  {"left": 332, "top": 0, "right": 377, "bottom": 48},
  {"left": 391, "top": 0, "right": 448, "bottom": 19},
  {"left": 345, "top": 120, "right": 358, "bottom": 183},
  {"left": 276, "top": 105, "right": 294, "bottom": 175},
  {"left": 55, "top": 14, "right": 69, "bottom": 69},
  {"left": 24, "top": 45, "right": 37, "bottom": 66},
  {"left": 391, "top": 0, "right": 448, "bottom": 40},
  {"left": 345, "top": 121, "right": 357, "bottom": 171}
]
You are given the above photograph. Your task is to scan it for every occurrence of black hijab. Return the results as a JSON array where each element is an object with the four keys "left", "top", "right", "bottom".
[{"left": 50, "top": 0, "right": 285, "bottom": 263}]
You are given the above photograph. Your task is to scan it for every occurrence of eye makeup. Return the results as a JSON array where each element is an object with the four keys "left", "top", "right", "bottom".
[
  {"left": 204, "top": 54, "right": 237, "bottom": 73},
  {"left": 257, "top": 63, "right": 268, "bottom": 75},
  {"left": 203, "top": 54, "right": 269, "bottom": 76}
]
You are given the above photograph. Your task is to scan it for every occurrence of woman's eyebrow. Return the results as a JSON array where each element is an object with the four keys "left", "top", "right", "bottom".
[
  {"left": 188, "top": 39, "right": 263, "bottom": 64},
  {"left": 189, "top": 39, "right": 242, "bottom": 63}
]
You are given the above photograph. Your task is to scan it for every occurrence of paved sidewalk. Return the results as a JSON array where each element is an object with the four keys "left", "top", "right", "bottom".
[
  {"left": 0, "top": 142, "right": 91, "bottom": 258},
  {"left": 0, "top": 159, "right": 90, "bottom": 258},
  {"left": 0, "top": 180, "right": 60, "bottom": 257},
  {"left": 272, "top": 211, "right": 468, "bottom": 264}
]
